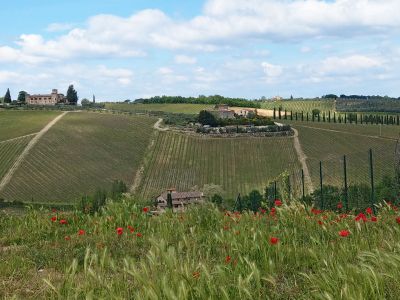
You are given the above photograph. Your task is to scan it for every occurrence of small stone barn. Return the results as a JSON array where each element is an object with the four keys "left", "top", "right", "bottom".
[{"left": 156, "top": 189, "right": 205, "bottom": 212}]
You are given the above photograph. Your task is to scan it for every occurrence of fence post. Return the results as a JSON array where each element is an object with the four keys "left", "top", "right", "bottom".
[
  {"left": 320, "top": 161, "right": 324, "bottom": 209},
  {"left": 369, "top": 149, "right": 375, "bottom": 213},
  {"left": 343, "top": 155, "right": 348, "bottom": 211},
  {"left": 301, "top": 169, "right": 305, "bottom": 202}
]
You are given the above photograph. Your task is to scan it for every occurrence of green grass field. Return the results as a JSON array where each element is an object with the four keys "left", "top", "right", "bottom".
[
  {"left": 138, "top": 131, "right": 299, "bottom": 199},
  {"left": 261, "top": 100, "right": 335, "bottom": 112},
  {"left": 0, "top": 111, "right": 60, "bottom": 141},
  {"left": 2, "top": 199, "right": 400, "bottom": 299},
  {"left": 106, "top": 103, "right": 213, "bottom": 114},
  {"left": 0, "top": 112, "right": 156, "bottom": 204}
]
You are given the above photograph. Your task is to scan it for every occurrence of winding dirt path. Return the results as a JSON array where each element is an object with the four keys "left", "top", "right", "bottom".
[
  {"left": 0, "top": 112, "right": 68, "bottom": 193},
  {"left": 153, "top": 118, "right": 168, "bottom": 131},
  {"left": 292, "top": 128, "right": 314, "bottom": 193}
]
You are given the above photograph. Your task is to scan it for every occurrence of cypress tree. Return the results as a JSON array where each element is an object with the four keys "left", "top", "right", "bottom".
[
  {"left": 328, "top": 111, "right": 331, "bottom": 122},
  {"left": 278, "top": 108, "right": 281, "bottom": 119},
  {"left": 333, "top": 112, "right": 336, "bottom": 123},
  {"left": 66, "top": 85, "right": 78, "bottom": 105},
  {"left": 295, "top": 112, "right": 298, "bottom": 121},
  {"left": 4, "top": 88, "right": 11, "bottom": 103},
  {"left": 167, "top": 191, "right": 173, "bottom": 209},
  {"left": 301, "top": 112, "right": 304, "bottom": 121},
  {"left": 306, "top": 112, "right": 309, "bottom": 121},
  {"left": 273, "top": 108, "right": 276, "bottom": 119},
  {"left": 290, "top": 110, "right": 293, "bottom": 120}
]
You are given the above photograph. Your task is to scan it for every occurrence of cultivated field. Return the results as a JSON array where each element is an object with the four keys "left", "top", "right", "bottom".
[
  {"left": 106, "top": 103, "right": 213, "bottom": 114},
  {"left": 0, "top": 136, "right": 33, "bottom": 180},
  {"left": 0, "top": 112, "right": 156, "bottom": 203},
  {"left": 0, "top": 110, "right": 60, "bottom": 141},
  {"left": 261, "top": 100, "right": 335, "bottom": 112},
  {"left": 138, "top": 131, "right": 300, "bottom": 199}
]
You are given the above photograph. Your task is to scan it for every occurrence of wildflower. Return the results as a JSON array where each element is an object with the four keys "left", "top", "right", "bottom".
[
  {"left": 318, "top": 220, "right": 323, "bottom": 226},
  {"left": 396, "top": 217, "right": 400, "bottom": 224},
  {"left": 339, "top": 230, "right": 350, "bottom": 237},
  {"left": 136, "top": 232, "right": 142, "bottom": 238},
  {"left": 59, "top": 219, "right": 68, "bottom": 225},
  {"left": 366, "top": 207, "right": 373, "bottom": 215},
  {"left": 192, "top": 271, "right": 200, "bottom": 279},
  {"left": 269, "top": 237, "right": 279, "bottom": 245},
  {"left": 225, "top": 255, "right": 231, "bottom": 264},
  {"left": 64, "top": 236, "right": 71, "bottom": 241},
  {"left": 270, "top": 207, "right": 276, "bottom": 216},
  {"left": 116, "top": 227, "right": 123, "bottom": 235},
  {"left": 127, "top": 225, "right": 135, "bottom": 233},
  {"left": 355, "top": 213, "right": 367, "bottom": 222},
  {"left": 274, "top": 199, "right": 282, "bottom": 207},
  {"left": 78, "top": 229, "right": 85, "bottom": 236},
  {"left": 371, "top": 216, "right": 377, "bottom": 222},
  {"left": 260, "top": 208, "right": 267, "bottom": 214},
  {"left": 51, "top": 216, "right": 57, "bottom": 222},
  {"left": 311, "top": 208, "right": 322, "bottom": 215},
  {"left": 51, "top": 208, "right": 57, "bottom": 213},
  {"left": 142, "top": 207, "right": 149, "bottom": 213},
  {"left": 337, "top": 202, "right": 343, "bottom": 209}
]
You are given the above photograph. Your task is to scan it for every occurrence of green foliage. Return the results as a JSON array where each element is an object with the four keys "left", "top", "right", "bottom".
[
  {"left": 4, "top": 88, "right": 11, "bottom": 103},
  {"left": 198, "top": 110, "right": 218, "bottom": 126},
  {"left": 134, "top": 95, "right": 261, "bottom": 108},
  {"left": 211, "top": 194, "right": 223, "bottom": 206},
  {"left": 110, "top": 180, "right": 127, "bottom": 200},
  {"left": 66, "top": 85, "right": 78, "bottom": 105},
  {"left": 17, "top": 91, "right": 27, "bottom": 103}
]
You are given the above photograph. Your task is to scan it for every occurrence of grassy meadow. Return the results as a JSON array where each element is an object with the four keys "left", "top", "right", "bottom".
[
  {"left": 138, "top": 131, "right": 299, "bottom": 200},
  {"left": 105, "top": 103, "right": 213, "bottom": 114},
  {"left": 0, "top": 112, "right": 156, "bottom": 204},
  {"left": 2, "top": 199, "right": 400, "bottom": 299},
  {"left": 0, "top": 110, "right": 61, "bottom": 141},
  {"left": 261, "top": 100, "right": 335, "bottom": 113}
]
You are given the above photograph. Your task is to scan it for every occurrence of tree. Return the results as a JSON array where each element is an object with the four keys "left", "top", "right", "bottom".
[
  {"left": 211, "top": 194, "right": 223, "bottom": 206},
  {"left": 66, "top": 85, "right": 78, "bottom": 105},
  {"left": 4, "top": 88, "right": 11, "bottom": 104},
  {"left": 81, "top": 98, "right": 91, "bottom": 106},
  {"left": 198, "top": 110, "right": 218, "bottom": 126},
  {"left": 248, "top": 190, "right": 263, "bottom": 212},
  {"left": 167, "top": 191, "right": 173, "bottom": 209},
  {"left": 17, "top": 91, "right": 27, "bottom": 103}
]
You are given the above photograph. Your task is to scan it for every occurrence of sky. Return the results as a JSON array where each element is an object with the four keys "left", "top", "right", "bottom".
[{"left": 1, "top": 0, "right": 400, "bottom": 101}]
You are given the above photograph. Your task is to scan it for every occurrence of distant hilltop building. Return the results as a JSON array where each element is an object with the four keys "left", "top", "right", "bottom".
[
  {"left": 156, "top": 189, "right": 205, "bottom": 212},
  {"left": 26, "top": 89, "right": 67, "bottom": 105},
  {"left": 209, "top": 104, "right": 235, "bottom": 119},
  {"left": 272, "top": 96, "right": 283, "bottom": 101}
]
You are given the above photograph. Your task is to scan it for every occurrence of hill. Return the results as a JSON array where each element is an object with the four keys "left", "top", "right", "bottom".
[
  {"left": 138, "top": 131, "right": 300, "bottom": 199},
  {"left": 105, "top": 103, "right": 213, "bottom": 114},
  {"left": 0, "top": 112, "right": 156, "bottom": 203}
]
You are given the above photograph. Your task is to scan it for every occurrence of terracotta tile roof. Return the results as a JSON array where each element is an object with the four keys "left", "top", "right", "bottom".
[{"left": 158, "top": 191, "right": 203, "bottom": 200}]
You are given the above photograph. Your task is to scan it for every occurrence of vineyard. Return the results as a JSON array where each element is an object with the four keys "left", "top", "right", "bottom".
[
  {"left": 105, "top": 103, "right": 212, "bottom": 114},
  {"left": 0, "top": 110, "right": 60, "bottom": 141},
  {"left": 0, "top": 112, "right": 156, "bottom": 204},
  {"left": 0, "top": 136, "right": 33, "bottom": 180},
  {"left": 261, "top": 100, "right": 335, "bottom": 112},
  {"left": 138, "top": 131, "right": 300, "bottom": 200}
]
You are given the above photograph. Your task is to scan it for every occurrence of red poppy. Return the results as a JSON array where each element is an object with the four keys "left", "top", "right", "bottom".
[
  {"left": 260, "top": 208, "right": 267, "bottom": 214},
  {"left": 270, "top": 207, "right": 276, "bottom": 216},
  {"left": 78, "top": 229, "right": 85, "bottom": 236},
  {"left": 311, "top": 208, "right": 322, "bottom": 215},
  {"left": 318, "top": 220, "right": 323, "bottom": 225},
  {"left": 269, "top": 237, "right": 279, "bottom": 245},
  {"left": 225, "top": 255, "right": 231, "bottom": 264},
  {"left": 366, "top": 207, "right": 373, "bottom": 215},
  {"left": 116, "top": 227, "right": 123, "bottom": 235},
  {"left": 192, "top": 271, "right": 200, "bottom": 279},
  {"left": 59, "top": 219, "right": 68, "bottom": 225},
  {"left": 355, "top": 213, "right": 367, "bottom": 222},
  {"left": 339, "top": 230, "right": 350, "bottom": 237},
  {"left": 127, "top": 225, "right": 135, "bottom": 233},
  {"left": 274, "top": 199, "right": 282, "bottom": 207},
  {"left": 136, "top": 232, "right": 142, "bottom": 237},
  {"left": 64, "top": 236, "right": 71, "bottom": 241},
  {"left": 396, "top": 217, "right": 400, "bottom": 224},
  {"left": 51, "top": 216, "right": 57, "bottom": 222},
  {"left": 142, "top": 207, "right": 149, "bottom": 213},
  {"left": 337, "top": 202, "right": 343, "bottom": 209},
  {"left": 371, "top": 216, "right": 377, "bottom": 222}
]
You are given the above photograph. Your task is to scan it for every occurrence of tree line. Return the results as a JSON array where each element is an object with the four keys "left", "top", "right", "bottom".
[{"left": 132, "top": 95, "right": 261, "bottom": 108}]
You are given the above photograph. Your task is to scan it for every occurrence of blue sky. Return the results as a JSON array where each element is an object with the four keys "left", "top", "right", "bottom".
[{"left": 1, "top": 0, "right": 400, "bottom": 101}]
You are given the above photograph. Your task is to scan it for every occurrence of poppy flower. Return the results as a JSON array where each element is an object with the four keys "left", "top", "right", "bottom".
[
  {"left": 337, "top": 202, "right": 343, "bottom": 209},
  {"left": 59, "top": 219, "right": 68, "bottom": 225},
  {"left": 78, "top": 229, "right": 85, "bottom": 236},
  {"left": 225, "top": 255, "right": 231, "bottom": 264},
  {"left": 371, "top": 216, "right": 377, "bottom": 222},
  {"left": 270, "top": 207, "right": 276, "bottom": 216},
  {"left": 51, "top": 216, "right": 57, "bottom": 222},
  {"left": 116, "top": 227, "right": 123, "bottom": 235},
  {"left": 260, "top": 208, "right": 267, "bottom": 214},
  {"left": 192, "top": 271, "right": 200, "bottom": 279},
  {"left": 127, "top": 225, "right": 135, "bottom": 233},
  {"left": 339, "top": 230, "right": 350, "bottom": 237},
  {"left": 366, "top": 207, "right": 373, "bottom": 215},
  {"left": 269, "top": 237, "right": 279, "bottom": 245},
  {"left": 136, "top": 232, "right": 142, "bottom": 237},
  {"left": 274, "top": 199, "right": 282, "bottom": 207},
  {"left": 64, "top": 236, "right": 71, "bottom": 241},
  {"left": 318, "top": 220, "right": 323, "bottom": 226},
  {"left": 143, "top": 207, "right": 149, "bottom": 213},
  {"left": 355, "top": 213, "right": 367, "bottom": 222},
  {"left": 396, "top": 217, "right": 400, "bottom": 224}
]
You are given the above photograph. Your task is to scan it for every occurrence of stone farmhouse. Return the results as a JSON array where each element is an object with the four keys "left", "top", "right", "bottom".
[
  {"left": 156, "top": 189, "right": 205, "bottom": 212},
  {"left": 26, "top": 89, "right": 67, "bottom": 105},
  {"left": 209, "top": 104, "right": 235, "bottom": 119}
]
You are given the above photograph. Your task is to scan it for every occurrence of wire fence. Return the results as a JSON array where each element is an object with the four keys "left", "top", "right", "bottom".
[{"left": 264, "top": 146, "right": 398, "bottom": 211}]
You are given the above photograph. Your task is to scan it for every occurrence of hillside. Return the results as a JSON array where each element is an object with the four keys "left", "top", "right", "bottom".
[
  {"left": 138, "top": 131, "right": 300, "bottom": 199},
  {"left": 105, "top": 103, "right": 213, "bottom": 114},
  {"left": 0, "top": 112, "right": 156, "bottom": 203}
]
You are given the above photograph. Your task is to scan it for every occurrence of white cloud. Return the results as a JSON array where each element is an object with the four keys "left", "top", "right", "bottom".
[
  {"left": 318, "top": 55, "right": 383, "bottom": 75},
  {"left": 300, "top": 46, "right": 311, "bottom": 53},
  {"left": 261, "top": 62, "right": 283, "bottom": 82},
  {"left": 157, "top": 67, "right": 174, "bottom": 75},
  {"left": 46, "top": 23, "right": 75, "bottom": 32},
  {"left": 174, "top": 55, "right": 197, "bottom": 64}
]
